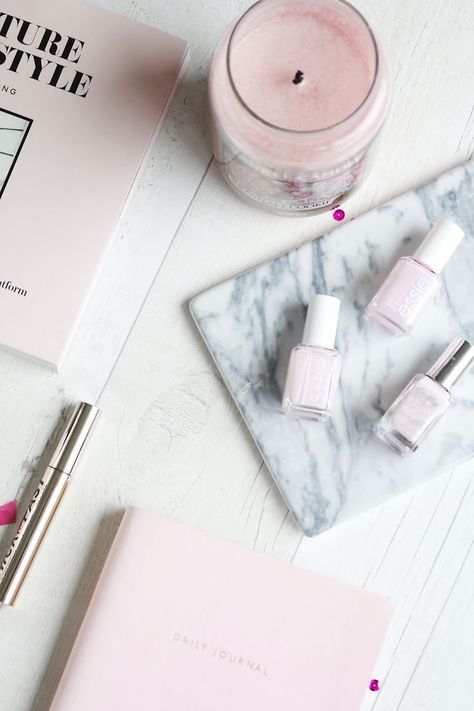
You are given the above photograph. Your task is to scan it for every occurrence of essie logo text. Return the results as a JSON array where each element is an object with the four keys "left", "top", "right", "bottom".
[
  {"left": 172, "top": 633, "right": 269, "bottom": 677},
  {"left": 310, "top": 370, "right": 326, "bottom": 398},
  {"left": 0, "top": 279, "right": 28, "bottom": 297},
  {"left": 384, "top": 276, "right": 431, "bottom": 317}
]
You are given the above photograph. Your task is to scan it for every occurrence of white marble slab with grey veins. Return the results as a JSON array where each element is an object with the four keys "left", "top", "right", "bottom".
[{"left": 191, "top": 162, "right": 474, "bottom": 536}]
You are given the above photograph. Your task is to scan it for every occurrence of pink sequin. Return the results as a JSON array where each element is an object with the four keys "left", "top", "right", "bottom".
[
  {"left": 369, "top": 679, "right": 380, "bottom": 692},
  {"left": 333, "top": 208, "right": 346, "bottom": 221},
  {"left": 0, "top": 500, "right": 18, "bottom": 526}
]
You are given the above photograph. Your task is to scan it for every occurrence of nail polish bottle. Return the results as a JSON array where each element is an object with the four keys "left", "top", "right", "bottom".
[
  {"left": 366, "top": 219, "right": 464, "bottom": 336},
  {"left": 373, "top": 338, "right": 474, "bottom": 456},
  {"left": 282, "top": 295, "right": 341, "bottom": 421}
]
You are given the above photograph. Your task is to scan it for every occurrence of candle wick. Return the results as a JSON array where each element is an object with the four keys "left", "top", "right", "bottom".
[{"left": 292, "top": 70, "right": 304, "bottom": 85}]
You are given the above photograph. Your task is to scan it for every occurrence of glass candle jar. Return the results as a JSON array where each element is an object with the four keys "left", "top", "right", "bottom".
[{"left": 209, "top": 0, "right": 391, "bottom": 215}]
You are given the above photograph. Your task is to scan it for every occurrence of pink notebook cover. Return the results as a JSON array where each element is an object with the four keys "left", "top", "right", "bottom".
[
  {"left": 0, "top": 0, "right": 188, "bottom": 367},
  {"left": 50, "top": 508, "right": 393, "bottom": 711}
]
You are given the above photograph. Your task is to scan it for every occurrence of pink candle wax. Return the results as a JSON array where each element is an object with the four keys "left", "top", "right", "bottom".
[
  {"left": 231, "top": 7, "right": 374, "bottom": 131},
  {"left": 209, "top": 0, "right": 391, "bottom": 215}
]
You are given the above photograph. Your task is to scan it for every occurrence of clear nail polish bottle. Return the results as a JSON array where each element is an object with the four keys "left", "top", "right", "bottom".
[
  {"left": 366, "top": 219, "right": 464, "bottom": 336},
  {"left": 282, "top": 294, "right": 341, "bottom": 421},
  {"left": 373, "top": 338, "right": 474, "bottom": 456}
]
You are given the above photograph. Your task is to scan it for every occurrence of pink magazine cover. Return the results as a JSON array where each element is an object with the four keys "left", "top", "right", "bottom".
[
  {"left": 0, "top": 0, "right": 188, "bottom": 368},
  {"left": 50, "top": 508, "right": 393, "bottom": 711}
]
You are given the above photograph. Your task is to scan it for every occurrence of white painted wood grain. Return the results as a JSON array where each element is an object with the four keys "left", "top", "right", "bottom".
[{"left": 0, "top": 0, "right": 473, "bottom": 709}]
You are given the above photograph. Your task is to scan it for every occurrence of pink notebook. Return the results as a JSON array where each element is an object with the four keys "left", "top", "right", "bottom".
[{"left": 51, "top": 508, "right": 392, "bottom": 710}]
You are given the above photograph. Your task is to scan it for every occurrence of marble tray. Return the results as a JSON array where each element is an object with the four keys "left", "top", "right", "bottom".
[{"left": 190, "top": 162, "right": 474, "bottom": 536}]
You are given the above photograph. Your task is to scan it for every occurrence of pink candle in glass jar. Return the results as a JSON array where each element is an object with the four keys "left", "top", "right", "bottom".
[{"left": 209, "top": 0, "right": 391, "bottom": 215}]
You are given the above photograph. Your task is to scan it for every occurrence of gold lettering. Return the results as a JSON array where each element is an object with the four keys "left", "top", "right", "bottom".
[{"left": 170, "top": 634, "right": 269, "bottom": 677}]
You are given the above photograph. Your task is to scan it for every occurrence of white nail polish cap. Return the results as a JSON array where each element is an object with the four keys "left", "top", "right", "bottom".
[
  {"left": 302, "top": 294, "right": 341, "bottom": 349},
  {"left": 414, "top": 218, "right": 464, "bottom": 274}
]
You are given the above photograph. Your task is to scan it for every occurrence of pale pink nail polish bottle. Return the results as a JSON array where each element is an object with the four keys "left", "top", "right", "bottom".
[
  {"left": 366, "top": 219, "right": 464, "bottom": 336},
  {"left": 374, "top": 338, "right": 474, "bottom": 456},
  {"left": 282, "top": 295, "right": 341, "bottom": 421}
]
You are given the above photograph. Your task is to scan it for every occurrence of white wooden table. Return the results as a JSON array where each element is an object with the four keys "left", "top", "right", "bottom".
[{"left": 1, "top": 1, "right": 473, "bottom": 708}]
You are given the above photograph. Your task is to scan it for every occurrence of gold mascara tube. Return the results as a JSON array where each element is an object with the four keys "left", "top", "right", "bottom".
[{"left": 0, "top": 402, "right": 99, "bottom": 607}]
